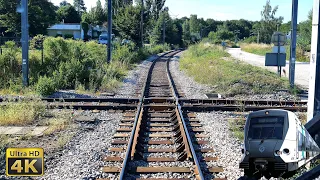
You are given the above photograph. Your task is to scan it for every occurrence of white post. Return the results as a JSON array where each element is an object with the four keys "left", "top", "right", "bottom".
[{"left": 307, "top": 0, "right": 320, "bottom": 121}]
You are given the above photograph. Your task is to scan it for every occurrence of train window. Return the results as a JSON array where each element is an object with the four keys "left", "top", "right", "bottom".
[{"left": 247, "top": 116, "right": 284, "bottom": 140}]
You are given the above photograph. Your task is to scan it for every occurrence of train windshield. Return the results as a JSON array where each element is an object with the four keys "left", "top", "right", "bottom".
[{"left": 247, "top": 116, "right": 284, "bottom": 140}]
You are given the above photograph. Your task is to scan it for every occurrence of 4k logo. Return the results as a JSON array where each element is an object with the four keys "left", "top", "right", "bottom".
[{"left": 6, "top": 148, "right": 44, "bottom": 176}]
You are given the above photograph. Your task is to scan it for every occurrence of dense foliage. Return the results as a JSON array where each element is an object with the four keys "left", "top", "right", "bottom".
[{"left": 0, "top": 37, "right": 170, "bottom": 96}]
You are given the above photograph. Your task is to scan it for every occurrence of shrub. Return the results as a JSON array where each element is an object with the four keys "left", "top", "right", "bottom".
[
  {"left": 30, "top": 35, "right": 45, "bottom": 50},
  {"left": 0, "top": 41, "right": 21, "bottom": 88},
  {"left": 36, "top": 76, "right": 57, "bottom": 96}
]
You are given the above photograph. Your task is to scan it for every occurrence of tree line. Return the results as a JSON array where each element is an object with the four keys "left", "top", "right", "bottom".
[{"left": 0, "top": 0, "right": 312, "bottom": 49}]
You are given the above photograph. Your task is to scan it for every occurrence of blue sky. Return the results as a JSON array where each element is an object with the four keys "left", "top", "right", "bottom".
[{"left": 50, "top": 0, "right": 313, "bottom": 22}]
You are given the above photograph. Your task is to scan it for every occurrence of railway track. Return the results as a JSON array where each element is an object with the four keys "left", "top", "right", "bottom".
[
  {"left": 0, "top": 97, "right": 308, "bottom": 112},
  {"left": 100, "top": 51, "right": 225, "bottom": 180}
]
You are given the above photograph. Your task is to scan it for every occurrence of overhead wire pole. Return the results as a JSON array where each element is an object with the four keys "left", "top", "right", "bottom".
[
  {"left": 307, "top": 0, "right": 320, "bottom": 121},
  {"left": 21, "top": 0, "right": 29, "bottom": 86},
  {"left": 140, "top": 0, "right": 144, "bottom": 46},
  {"left": 289, "top": 0, "right": 298, "bottom": 89},
  {"left": 163, "top": 20, "right": 166, "bottom": 44},
  {"left": 107, "top": 0, "right": 112, "bottom": 63}
]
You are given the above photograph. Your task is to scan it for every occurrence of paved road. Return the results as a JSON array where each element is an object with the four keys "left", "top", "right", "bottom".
[{"left": 227, "top": 48, "right": 310, "bottom": 89}]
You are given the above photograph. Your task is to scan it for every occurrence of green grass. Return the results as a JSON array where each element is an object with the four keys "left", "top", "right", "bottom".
[
  {"left": 240, "top": 43, "right": 272, "bottom": 55},
  {"left": 180, "top": 43, "right": 291, "bottom": 96},
  {"left": 240, "top": 43, "right": 310, "bottom": 62},
  {"left": 0, "top": 100, "right": 45, "bottom": 126},
  {"left": 228, "top": 118, "right": 246, "bottom": 141}
]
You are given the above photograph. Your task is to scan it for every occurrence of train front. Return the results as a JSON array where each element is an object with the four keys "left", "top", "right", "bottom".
[{"left": 239, "top": 109, "right": 289, "bottom": 176}]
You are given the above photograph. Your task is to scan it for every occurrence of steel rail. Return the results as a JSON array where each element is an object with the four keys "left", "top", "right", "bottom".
[
  {"left": 118, "top": 50, "right": 175, "bottom": 180},
  {"left": 118, "top": 101, "right": 143, "bottom": 179},
  {"left": 165, "top": 51, "right": 205, "bottom": 180}
]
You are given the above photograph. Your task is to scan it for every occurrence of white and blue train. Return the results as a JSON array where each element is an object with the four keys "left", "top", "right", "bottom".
[{"left": 239, "top": 109, "right": 320, "bottom": 178}]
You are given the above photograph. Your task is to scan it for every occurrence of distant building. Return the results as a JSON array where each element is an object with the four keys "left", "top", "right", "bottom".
[
  {"left": 47, "top": 23, "right": 82, "bottom": 39},
  {"left": 47, "top": 23, "right": 108, "bottom": 40}
]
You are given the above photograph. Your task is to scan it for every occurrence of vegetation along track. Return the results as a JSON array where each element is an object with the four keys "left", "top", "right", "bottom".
[{"left": 99, "top": 51, "right": 225, "bottom": 180}]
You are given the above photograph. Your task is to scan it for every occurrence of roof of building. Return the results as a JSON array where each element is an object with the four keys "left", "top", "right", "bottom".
[{"left": 47, "top": 24, "right": 81, "bottom": 30}]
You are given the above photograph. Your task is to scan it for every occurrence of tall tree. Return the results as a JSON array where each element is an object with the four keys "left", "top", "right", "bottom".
[
  {"left": 60, "top": 0, "right": 71, "bottom": 6},
  {"left": 297, "top": 10, "right": 312, "bottom": 52},
  {"left": 259, "top": 0, "right": 283, "bottom": 43},
  {"left": 94, "top": 0, "right": 105, "bottom": 25},
  {"left": 189, "top": 15, "right": 200, "bottom": 34},
  {"left": 73, "top": 0, "right": 87, "bottom": 15},
  {"left": 114, "top": 5, "right": 141, "bottom": 44},
  {"left": 56, "top": 5, "right": 81, "bottom": 23},
  {"left": 0, "top": 0, "right": 57, "bottom": 36},
  {"left": 182, "top": 19, "right": 191, "bottom": 46}
]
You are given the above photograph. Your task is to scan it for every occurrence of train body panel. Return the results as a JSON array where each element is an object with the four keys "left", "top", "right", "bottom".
[{"left": 239, "top": 109, "right": 320, "bottom": 176}]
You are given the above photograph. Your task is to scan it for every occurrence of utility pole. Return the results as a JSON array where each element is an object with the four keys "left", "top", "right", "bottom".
[
  {"left": 163, "top": 20, "right": 166, "bottom": 44},
  {"left": 107, "top": 0, "right": 112, "bottom": 63},
  {"left": 289, "top": 0, "right": 298, "bottom": 89},
  {"left": 140, "top": 0, "right": 144, "bottom": 46},
  {"left": 21, "top": 0, "right": 29, "bottom": 86},
  {"left": 162, "top": 7, "right": 168, "bottom": 44},
  {"left": 307, "top": 0, "right": 320, "bottom": 121},
  {"left": 257, "top": 30, "right": 260, "bottom": 44},
  {"left": 234, "top": 30, "right": 240, "bottom": 43}
]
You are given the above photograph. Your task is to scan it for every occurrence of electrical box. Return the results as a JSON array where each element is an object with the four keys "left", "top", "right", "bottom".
[{"left": 265, "top": 53, "right": 286, "bottom": 66}]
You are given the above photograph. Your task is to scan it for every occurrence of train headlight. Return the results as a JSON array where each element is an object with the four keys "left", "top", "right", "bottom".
[
  {"left": 275, "top": 150, "right": 281, "bottom": 156},
  {"left": 245, "top": 150, "right": 250, "bottom": 155},
  {"left": 283, "top": 148, "right": 290, "bottom": 155}
]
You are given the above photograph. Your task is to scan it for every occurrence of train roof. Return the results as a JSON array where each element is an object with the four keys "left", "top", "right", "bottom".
[{"left": 249, "top": 109, "right": 295, "bottom": 116}]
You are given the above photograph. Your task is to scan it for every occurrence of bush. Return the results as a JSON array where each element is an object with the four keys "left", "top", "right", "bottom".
[
  {"left": 0, "top": 37, "right": 170, "bottom": 95},
  {"left": 30, "top": 35, "right": 45, "bottom": 50},
  {"left": 0, "top": 41, "right": 21, "bottom": 88},
  {"left": 36, "top": 76, "right": 57, "bottom": 96}
]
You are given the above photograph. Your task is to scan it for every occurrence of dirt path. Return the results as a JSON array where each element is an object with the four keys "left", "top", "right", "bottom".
[{"left": 227, "top": 48, "right": 310, "bottom": 89}]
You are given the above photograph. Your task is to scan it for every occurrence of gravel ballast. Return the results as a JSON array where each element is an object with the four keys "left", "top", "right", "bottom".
[{"left": 39, "top": 111, "right": 122, "bottom": 180}]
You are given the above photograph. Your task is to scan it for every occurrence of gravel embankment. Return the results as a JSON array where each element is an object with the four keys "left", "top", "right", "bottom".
[
  {"left": 39, "top": 111, "right": 122, "bottom": 180},
  {"left": 170, "top": 52, "right": 211, "bottom": 99},
  {"left": 170, "top": 52, "right": 244, "bottom": 179},
  {"left": 197, "top": 112, "right": 243, "bottom": 179}
]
